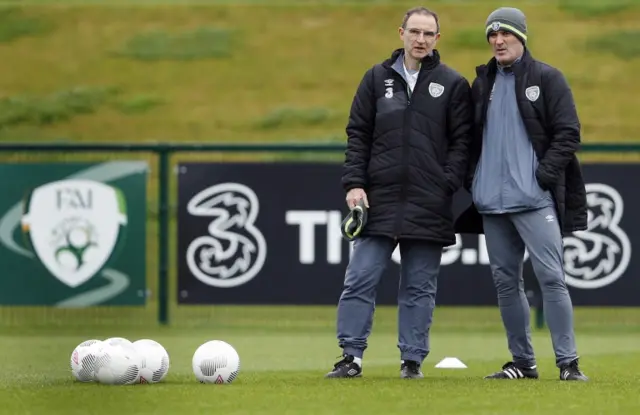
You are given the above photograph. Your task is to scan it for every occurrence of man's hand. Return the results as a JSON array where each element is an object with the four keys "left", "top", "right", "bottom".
[{"left": 346, "top": 188, "right": 369, "bottom": 209}]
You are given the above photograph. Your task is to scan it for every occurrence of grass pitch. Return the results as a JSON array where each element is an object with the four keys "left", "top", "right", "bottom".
[{"left": 1, "top": 306, "right": 639, "bottom": 414}]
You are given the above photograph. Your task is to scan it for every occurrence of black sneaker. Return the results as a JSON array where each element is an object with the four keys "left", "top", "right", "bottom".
[
  {"left": 325, "top": 354, "right": 362, "bottom": 378},
  {"left": 560, "top": 358, "right": 588, "bottom": 381},
  {"left": 484, "top": 362, "right": 539, "bottom": 379},
  {"left": 400, "top": 360, "right": 424, "bottom": 379}
]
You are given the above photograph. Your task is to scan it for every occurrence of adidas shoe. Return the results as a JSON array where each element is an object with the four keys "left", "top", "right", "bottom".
[
  {"left": 484, "top": 362, "right": 539, "bottom": 379},
  {"left": 400, "top": 360, "right": 424, "bottom": 379},
  {"left": 325, "top": 354, "right": 362, "bottom": 378},
  {"left": 560, "top": 359, "right": 588, "bottom": 381}
]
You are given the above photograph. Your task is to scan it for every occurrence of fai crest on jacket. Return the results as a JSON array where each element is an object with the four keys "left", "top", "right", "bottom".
[
  {"left": 525, "top": 85, "right": 540, "bottom": 102},
  {"left": 562, "top": 183, "right": 631, "bottom": 289},
  {"left": 429, "top": 82, "right": 444, "bottom": 98},
  {"left": 21, "top": 179, "right": 128, "bottom": 288},
  {"left": 185, "top": 182, "right": 267, "bottom": 288}
]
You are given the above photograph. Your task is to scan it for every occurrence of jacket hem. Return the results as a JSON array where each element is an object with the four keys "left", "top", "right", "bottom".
[{"left": 359, "top": 231, "right": 455, "bottom": 247}]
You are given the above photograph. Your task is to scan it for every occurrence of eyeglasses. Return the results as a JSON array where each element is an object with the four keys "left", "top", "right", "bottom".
[{"left": 405, "top": 28, "right": 438, "bottom": 39}]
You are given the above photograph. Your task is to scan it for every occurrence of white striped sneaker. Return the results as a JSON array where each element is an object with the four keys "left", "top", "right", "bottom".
[
  {"left": 559, "top": 358, "right": 588, "bottom": 381},
  {"left": 484, "top": 362, "right": 539, "bottom": 379}
]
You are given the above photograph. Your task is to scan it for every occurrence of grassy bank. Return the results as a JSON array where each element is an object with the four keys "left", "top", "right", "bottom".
[{"left": 0, "top": 1, "right": 637, "bottom": 143}]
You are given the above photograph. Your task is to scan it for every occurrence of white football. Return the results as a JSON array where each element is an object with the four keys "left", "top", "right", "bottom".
[
  {"left": 133, "top": 339, "right": 170, "bottom": 384},
  {"left": 104, "top": 337, "right": 133, "bottom": 347},
  {"left": 70, "top": 339, "right": 103, "bottom": 382},
  {"left": 94, "top": 343, "right": 142, "bottom": 385},
  {"left": 192, "top": 340, "right": 240, "bottom": 384}
]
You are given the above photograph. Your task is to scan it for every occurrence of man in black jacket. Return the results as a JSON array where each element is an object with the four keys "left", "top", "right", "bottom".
[
  {"left": 326, "top": 6, "right": 473, "bottom": 379},
  {"left": 454, "top": 7, "right": 589, "bottom": 381}
]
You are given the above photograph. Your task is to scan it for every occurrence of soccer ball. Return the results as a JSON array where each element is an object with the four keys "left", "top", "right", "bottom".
[
  {"left": 133, "top": 339, "right": 170, "bottom": 384},
  {"left": 70, "top": 339, "right": 103, "bottom": 382},
  {"left": 192, "top": 340, "right": 240, "bottom": 384},
  {"left": 104, "top": 337, "right": 133, "bottom": 347},
  {"left": 94, "top": 342, "right": 142, "bottom": 385}
]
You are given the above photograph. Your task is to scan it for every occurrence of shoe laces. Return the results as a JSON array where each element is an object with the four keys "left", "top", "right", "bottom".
[
  {"left": 402, "top": 360, "right": 420, "bottom": 374},
  {"left": 501, "top": 361, "right": 516, "bottom": 370},
  {"left": 566, "top": 359, "right": 582, "bottom": 374},
  {"left": 334, "top": 354, "right": 354, "bottom": 369}
]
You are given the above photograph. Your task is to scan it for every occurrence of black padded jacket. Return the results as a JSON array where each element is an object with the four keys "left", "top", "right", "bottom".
[
  {"left": 454, "top": 48, "right": 588, "bottom": 236},
  {"left": 342, "top": 48, "right": 473, "bottom": 246}
]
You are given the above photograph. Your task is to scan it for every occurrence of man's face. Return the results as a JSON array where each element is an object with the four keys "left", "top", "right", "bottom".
[
  {"left": 488, "top": 30, "right": 524, "bottom": 65},
  {"left": 399, "top": 14, "right": 440, "bottom": 61}
]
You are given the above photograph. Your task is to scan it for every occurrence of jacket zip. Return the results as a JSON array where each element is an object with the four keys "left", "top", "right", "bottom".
[{"left": 392, "top": 70, "right": 424, "bottom": 238}]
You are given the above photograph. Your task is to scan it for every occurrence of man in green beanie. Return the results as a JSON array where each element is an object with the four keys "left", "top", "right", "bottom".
[{"left": 455, "top": 7, "right": 589, "bottom": 381}]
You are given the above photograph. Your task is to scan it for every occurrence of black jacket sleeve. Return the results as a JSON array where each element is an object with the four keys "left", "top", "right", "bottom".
[
  {"left": 444, "top": 76, "right": 473, "bottom": 193},
  {"left": 462, "top": 76, "right": 483, "bottom": 192},
  {"left": 536, "top": 67, "right": 581, "bottom": 189},
  {"left": 342, "top": 68, "right": 375, "bottom": 192}
]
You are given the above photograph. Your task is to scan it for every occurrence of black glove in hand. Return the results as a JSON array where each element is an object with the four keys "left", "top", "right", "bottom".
[{"left": 340, "top": 199, "right": 368, "bottom": 241}]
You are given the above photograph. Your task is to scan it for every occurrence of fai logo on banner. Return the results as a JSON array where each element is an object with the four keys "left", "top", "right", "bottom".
[
  {"left": 21, "top": 180, "right": 128, "bottom": 288},
  {"left": 186, "top": 183, "right": 266, "bottom": 288},
  {"left": 563, "top": 183, "right": 631, "bottom": 289}
]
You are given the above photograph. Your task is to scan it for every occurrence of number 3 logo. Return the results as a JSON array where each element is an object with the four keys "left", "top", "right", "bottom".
[{"left": 385, "top": 87, "right": 393, "bottom": 98}]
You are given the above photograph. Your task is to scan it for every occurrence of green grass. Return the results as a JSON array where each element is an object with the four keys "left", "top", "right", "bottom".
[
  {"left": 0, "top": 7, "right": 51, "bottom": 42},
  {"left": 449, "top": 27, "right": 489, "bottom": 50},
  {"left": 112, "top": 94, "right": 165, "bottom": 114},
  {"left": 558, "top": 0, "right": 635, "bottom": 17},
  {"left": 0, "top": 2, "right": 639, "bottom": 143},
  {"left": 115, "top": 27, "right": 238, "bottom": 61},
  {"left": 253, "top": 106, "right": 336, "bottom": 130},
  {"left": 0, "top": 86, "right": 118, "bottom": 128},
  {"left": 588, "top": 30, "right": 640, "bottom": 60},
  {"left": 0, "top": 306, "right": 639, "bottom": 414}
]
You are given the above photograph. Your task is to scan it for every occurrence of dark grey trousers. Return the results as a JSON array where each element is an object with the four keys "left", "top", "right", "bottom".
[
  {"left": 483, "top": 206, "right": 578, "bottom": 368},
  {"left": 336, "top": 236, "right": 442, "bottom": 363}
]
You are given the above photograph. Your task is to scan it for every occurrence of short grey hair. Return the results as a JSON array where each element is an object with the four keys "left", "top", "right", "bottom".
[{"left": 401, "top": 6, "right": 440, "bottom": 33}]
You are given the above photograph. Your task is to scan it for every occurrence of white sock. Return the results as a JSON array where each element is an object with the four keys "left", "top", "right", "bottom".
[{"left": 353, "top": 357, "right": 362, "bottom": 367}]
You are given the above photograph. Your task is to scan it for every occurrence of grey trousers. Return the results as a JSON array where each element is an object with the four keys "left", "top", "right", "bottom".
[
  {"left": 482, "top": 206, "right": 578, "bottom": 368},
  {"left": 336, "top": 236, "right": 442, "bottom": 363}
]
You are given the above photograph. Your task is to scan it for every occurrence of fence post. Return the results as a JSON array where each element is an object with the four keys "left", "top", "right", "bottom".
[{"left": 158, "top": 146, "right": 170, "bottom": 325}]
